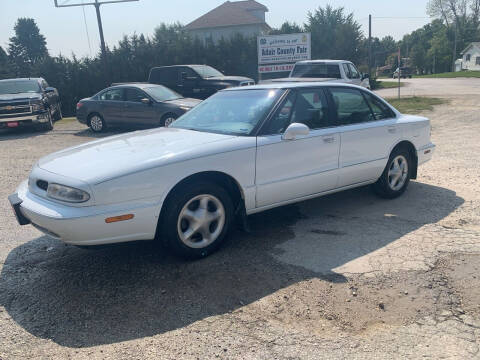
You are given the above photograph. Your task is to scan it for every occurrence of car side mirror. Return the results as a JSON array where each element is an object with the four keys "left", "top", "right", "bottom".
[
  {"left": 141, "top": 98, "right": 151, "bottom": 105},
  {"left": 45, "top": 87, "right": 56, "bottom": 93},
  {"left": 282, "top": 123, "right": 309, "bottom": 141},
  {"left": 362, "top": 73, "right": 370, "bottom": 80}
]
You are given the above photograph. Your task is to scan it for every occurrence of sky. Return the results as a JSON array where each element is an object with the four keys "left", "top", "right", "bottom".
[{"left": 0, "top": 0, "right": 432, "bottom": 58}]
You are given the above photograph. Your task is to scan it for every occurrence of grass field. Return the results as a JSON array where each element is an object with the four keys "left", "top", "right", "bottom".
[
  {"left": 375, "top": 81, "right": 405, "bottom": 89},
  {"left": 386, "top": 96, "right": 446, "bottom": 114},
  {"left": 415, "top": 71, "right": 480, "bottom": 78}
]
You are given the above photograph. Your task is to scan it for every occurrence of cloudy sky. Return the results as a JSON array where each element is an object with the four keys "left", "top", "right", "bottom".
[{"left": 0, "top": 0, "right": 431, "bottom": 57}]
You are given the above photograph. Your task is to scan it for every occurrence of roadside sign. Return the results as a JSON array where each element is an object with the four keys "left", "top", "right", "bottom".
[
  {"left": 257, "top": 33, "right": 311, "bottom": 65},
  {"left": 258, "top": 63, "right": 295, "bottom": 74}
]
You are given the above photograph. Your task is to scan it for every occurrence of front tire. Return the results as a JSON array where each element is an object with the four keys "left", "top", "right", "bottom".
[
  {"left": 160, "top": 182, "right": 234, "bottom": 259},
  {"left": 161, "top": 113, "right": 177, "bottom": 127},
  {"left": 40, "top": 109, "right": 53, "bottom": 131},
  {"left": 373, "top": 148, "right": 411, "bottom": 199},
  {"left": 54, "top": 104, "right": 63, "bottom": 121}
]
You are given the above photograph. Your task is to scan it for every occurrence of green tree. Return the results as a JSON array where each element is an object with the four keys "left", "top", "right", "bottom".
[
  {"left": 0, "top": 46, "right": 14, "bottom": 79},
  {"left": 305, "top": 5, "right": 364, "bottom": 62},
  {"left": 8, "top": 18, "right": 49, "bottom": 76}
]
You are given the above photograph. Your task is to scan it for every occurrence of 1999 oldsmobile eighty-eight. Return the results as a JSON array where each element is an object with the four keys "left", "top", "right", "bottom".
[{"left": 9, "top": 83, "right": 435, "bottom": 259}]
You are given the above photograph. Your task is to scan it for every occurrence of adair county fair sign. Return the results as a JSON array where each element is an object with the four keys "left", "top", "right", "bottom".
[{"left": 257, "top": 33, "right": 311, "bottom": 73}]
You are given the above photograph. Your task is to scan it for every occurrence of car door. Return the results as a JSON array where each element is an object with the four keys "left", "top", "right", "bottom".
[
  {"left": 327, "top": 87, "right": 401, "bottom": 187},
  {"left": 123, "top": 87, "right": 158, "bottom": 127},
  {"left": 178, "top": 67, "right": 199, "bottom": 98},
  {"left": 255, "top": 88, "right": 340, "bottom": 208},
  {"left": 347, "top": 63, "right": 363, "bottom": 86},
  {"left": 98, "top": 88, "right": 125, "bottom": 125}
]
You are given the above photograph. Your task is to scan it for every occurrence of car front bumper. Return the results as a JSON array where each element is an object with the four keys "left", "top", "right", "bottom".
[
  {"left": 10, "top": 181, "right": 161, "bottom": 246},
  {"left": 0, "top": 112, "right": 50, "bottom": 128}
]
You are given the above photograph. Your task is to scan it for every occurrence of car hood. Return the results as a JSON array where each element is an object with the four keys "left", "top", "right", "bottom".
[
  {"left": 206, "top": 76, "right": 253, "bottom": 83},
  {"left": 0, "top": 92, "right": 42, "bottom": 101},
  {"left": 37, "top": 128, "right": 237, "bottom": 184},
  {"left": 164, "top": 97, "right": 201, "bottom": 108}
]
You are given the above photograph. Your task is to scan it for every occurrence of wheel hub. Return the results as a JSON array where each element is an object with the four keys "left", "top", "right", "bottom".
[
  {"left": 388, "top": 155, "right": 408, "bottom": 191},
  {"left": 177, "top": 194, "right": 225, "bottom": 249}
]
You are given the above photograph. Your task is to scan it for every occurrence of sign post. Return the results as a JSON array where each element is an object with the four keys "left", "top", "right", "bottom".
[{"left": 257, "top": 33, "right": 311, "bottom": 80}]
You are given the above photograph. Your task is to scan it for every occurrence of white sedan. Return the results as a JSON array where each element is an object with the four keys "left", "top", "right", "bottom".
[{"left": 9, "top": 83, "right": 435, "bottom": 259}]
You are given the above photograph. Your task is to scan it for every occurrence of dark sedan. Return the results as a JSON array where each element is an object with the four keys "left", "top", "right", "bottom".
[{"left": 76, "top": 83, "right": 201, "bottom": 132}]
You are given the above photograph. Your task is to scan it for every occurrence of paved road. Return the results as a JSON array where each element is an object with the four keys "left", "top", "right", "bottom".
[
  {"left": 0, "top": 80, "right": 479, "bottom": 359},
  {"left": 375, "top": 77, "right": 480, "bottom": 98}
]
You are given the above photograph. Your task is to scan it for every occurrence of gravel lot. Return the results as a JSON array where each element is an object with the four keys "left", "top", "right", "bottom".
[{"left": 1, "top": 79, "right": 479, "bottom": 359}]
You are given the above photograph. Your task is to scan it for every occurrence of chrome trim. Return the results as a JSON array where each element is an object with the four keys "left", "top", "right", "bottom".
[{"left": 0, "top": 114, "right": 46, "bottom": 123}]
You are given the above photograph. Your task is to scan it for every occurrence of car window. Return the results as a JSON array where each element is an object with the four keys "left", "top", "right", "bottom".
[
  {"left": 171, "top": 89, "right": 283, "bottom": 136},
  {"left": 348, "top": 64, "right": 361, "bottom": 79},
  {"left": 125, "top": 88, "right": 147, "bottom": 103},
  {"left": 41, "top": 80, "right": 49, "bottom": 89},
  {"left": 290, "top": 64, "right": 341, "bottom": 79},
  {"left": 99, "top": 88, "right": 124, "bottom": 101},
  {"left": 329, "top": 87, "right": 373, "bottom": 125},
  {"left": 363, "top": 92, "right": 395, "bottom": 120},
  {"left": 291, "top": 89, "right": 330, "bottom": 129},
  {"left": 262, "top": 92, "right": 296, "bottom": 135},
  {"left": 342, "top": 64, "right": 351, "bottom": 79}
]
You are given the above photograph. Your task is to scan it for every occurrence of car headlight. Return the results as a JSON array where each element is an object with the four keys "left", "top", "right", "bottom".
[
  {"left": 47, "top": 183, "right": 90, "bottom": 203},
  {"left": 31, "top": 101, "right": 44, "bottom": 112}
]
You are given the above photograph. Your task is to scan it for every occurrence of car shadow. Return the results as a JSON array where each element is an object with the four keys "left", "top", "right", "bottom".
[
  {"left": 0, "top": 182, "right": 463, "bottom": 348},
  {"left": 0, "top": 126, "right": 52, "bottom": 141}
]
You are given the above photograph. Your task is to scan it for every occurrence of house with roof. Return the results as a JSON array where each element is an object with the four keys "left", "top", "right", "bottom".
[
  {"left": 185, "top": 0, "right": 271, "bottom": 43},
  {"left": 460, "top": 42, "right": 480, "bottom": 71}
]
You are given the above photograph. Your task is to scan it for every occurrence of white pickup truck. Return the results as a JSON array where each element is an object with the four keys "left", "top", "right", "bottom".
[{"left": 264, "top": 60, "right": 371, "bottom": 89}]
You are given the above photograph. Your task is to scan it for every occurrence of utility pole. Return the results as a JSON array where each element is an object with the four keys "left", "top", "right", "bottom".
[
  {"left": 54, "top": 0, "right": 139, "bottom": 84},
  {"left": 452, "top": 19, "right": 458, "bottom": 72},
  {"left": 398, "top": 47, "right": 401, "bottom": 99},
  {"left": 94, "top": 0, "right": 107, "bottom": 60},
  {"left": 368, "top": 15, "right": 372, "bottom": 77}
]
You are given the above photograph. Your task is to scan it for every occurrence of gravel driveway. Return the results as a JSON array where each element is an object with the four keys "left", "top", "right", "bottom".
[{"left": 0, "top": 79, "right": 479, "bottom": 359}]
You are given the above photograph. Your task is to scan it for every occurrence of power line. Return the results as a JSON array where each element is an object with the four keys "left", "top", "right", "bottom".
[{"left": 81, "top": 0, "right": 93, "bottom": 55}]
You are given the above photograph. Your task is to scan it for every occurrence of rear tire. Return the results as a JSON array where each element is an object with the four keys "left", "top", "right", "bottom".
[
  {"left": 160, "top": 182, "right": 234, "bottom": 259},
  {"left": 88, "top": 113, "right": 106, "bottom": 132},
  {"left": 373, "top": 147, "right": 411, "bottom": 199}
]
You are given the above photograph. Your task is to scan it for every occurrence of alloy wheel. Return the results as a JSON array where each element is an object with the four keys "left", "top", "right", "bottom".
[
  {"left": 90, "top": 115, "right": 103, "bottom": 131},
  {"left": 387, "top": 155, "right": 408, "bottom": 191}
]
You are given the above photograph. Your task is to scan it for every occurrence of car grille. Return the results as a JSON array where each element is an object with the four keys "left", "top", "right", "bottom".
[{"left": 0, "top": 100, "right": 32, "bottom": 118}]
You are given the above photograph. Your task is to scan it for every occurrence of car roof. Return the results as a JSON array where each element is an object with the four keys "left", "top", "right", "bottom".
[
  {"left": 295, "top": 60, "right": 350, "bottom": 64},
  {"left": 225, "top": 82, "right": 367, "bottom": 91},
  {"left": 0, "top": 78, "right": 43, "bottom": 83},
  {"left": 108, "top": 83, "right": 165, "bottom": 90},
  {"left": 151, "top": 65, "right": 208, "bottom": 69}
]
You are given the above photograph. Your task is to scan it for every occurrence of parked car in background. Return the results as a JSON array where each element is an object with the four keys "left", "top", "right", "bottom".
[
  {"left": 148, "top": 65, "right": 255, "bottom": 99},
  {"left": 263, "top": 60, "right": 371, "bottom": 89},
  {"left": 0, "top": 78, "right": 62, "bottom": 131},
  {"left": 393, "top": 67, "right": 413, "bottom": 79},
  {"left": 76, "top": 83, "right": 201, "bottom": 132},
  {"left": 11, "top": 82, "right": 435, "bottom": 260}
]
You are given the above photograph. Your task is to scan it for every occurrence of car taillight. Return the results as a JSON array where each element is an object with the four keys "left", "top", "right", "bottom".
[{"left": 76, "top": 102, "right": 83, "bottom": 110}]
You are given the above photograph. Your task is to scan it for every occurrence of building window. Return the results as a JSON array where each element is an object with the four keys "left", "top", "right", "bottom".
[
  {"left": 476, "top": 57, "right": 480, "bottom": 65},
  {"left": 466, "top": 54, "right": 471, "bottom": 61}
]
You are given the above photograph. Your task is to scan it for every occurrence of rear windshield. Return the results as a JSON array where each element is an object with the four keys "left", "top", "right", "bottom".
[
  {"left": 144, "top": 85, "right": 182, "bottom": 101},
  {"left": 0, "top": 80, "right": 41, "bottom": 94},
  {"left": 291, "top": 64, "right": 341, "bottom": 79}
]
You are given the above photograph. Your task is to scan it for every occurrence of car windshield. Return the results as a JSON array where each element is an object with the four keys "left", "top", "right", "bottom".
[
  {"left": 144, "top": 85, "right": 182, "bottom": 101},
  {"left": 0, "top": 80, "right": 40, "bottom": 94},
  {"left": 191, "top": 65, "right": 224, "bottom": 78},
  {"left": 171, "top": 89, "right": 283, "bottom": 136},
  {"left": 290, "top": 64, "right": 341, "bottom": 79}
]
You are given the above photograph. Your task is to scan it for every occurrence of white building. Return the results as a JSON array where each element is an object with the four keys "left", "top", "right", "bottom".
[
  {"left": 185, "top": 0, "right": 271, "bottom": 44},
  {"left": 460, "top": 42, "right": 480, "bottom": 71}
]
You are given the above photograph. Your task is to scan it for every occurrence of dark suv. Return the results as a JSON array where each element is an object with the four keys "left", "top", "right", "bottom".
[
  {"left": 148, "top": 65, "right": 254, "bottom": 99},
  {"left": 0, "top": 78, "right": 62, "bottom": 131}
]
